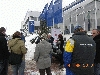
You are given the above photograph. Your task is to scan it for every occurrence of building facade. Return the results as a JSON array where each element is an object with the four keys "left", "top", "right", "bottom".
[
  {"left": 63, "top": 0, "right": 100, "bottom": 33},
  {"left": 21, "top": 11, "right": 40, "bottom": 35}
]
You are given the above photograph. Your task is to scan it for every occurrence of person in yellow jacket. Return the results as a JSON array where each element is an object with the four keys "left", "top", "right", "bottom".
[
  {"left": 63, "top": 25, "right": 96, "bottom": 75},
  {"left": 8, "top": 31, "right": 27, "bottom": 75}
]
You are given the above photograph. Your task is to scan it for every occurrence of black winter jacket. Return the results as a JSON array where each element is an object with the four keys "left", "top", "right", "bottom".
[
  {"left": 93, "top": 34, "right": 100, "bottom": 63},
  {"left": 0, "top": 33, "right": 9, "bottom": 60}
]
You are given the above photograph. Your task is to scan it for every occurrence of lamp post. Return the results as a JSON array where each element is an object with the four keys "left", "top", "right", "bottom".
[
  {"left": 95, "top": 0, "right": 97, "bottom": 29},
  {"left": 87, "top": 11, "right": 90, "bottom": 31}
]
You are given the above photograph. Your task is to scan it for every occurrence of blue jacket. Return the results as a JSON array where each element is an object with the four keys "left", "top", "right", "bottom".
[{"left": 63, "top": 38, "right": 75, "bottom": 75}]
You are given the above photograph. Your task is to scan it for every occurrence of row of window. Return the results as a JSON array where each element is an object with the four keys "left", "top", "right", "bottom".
[{"left": 30, "top": 16, "right": 40, "bottom": 21}]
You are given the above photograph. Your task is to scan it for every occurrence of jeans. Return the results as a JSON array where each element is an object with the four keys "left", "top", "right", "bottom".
[
  {"left": 94, "top": 63, "right": 100, "bottom": 75},
  {"left": 66, "top": 68, "right": 75, "bottom": 75},
  {"left": 0, "top": 59, "right": 8, "bottom": 75},
  {"left": 11, "top": 60, "right": 25, "bottom": 75}
]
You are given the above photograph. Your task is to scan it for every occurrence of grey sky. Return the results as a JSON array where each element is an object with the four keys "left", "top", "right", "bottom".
[{"left": 0, "top": 0, "right": 75, "bottom": 35}]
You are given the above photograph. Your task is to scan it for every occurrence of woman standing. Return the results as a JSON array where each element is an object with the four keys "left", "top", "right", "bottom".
[
  {"left": 56, "top": 34, "right": 64, "bottom": 68},
  {"left": 34, "top": 33, "right": 52, "bottom": 75},
  {"left": 8, "top": 31, "right": 27, "bottom": 75}
]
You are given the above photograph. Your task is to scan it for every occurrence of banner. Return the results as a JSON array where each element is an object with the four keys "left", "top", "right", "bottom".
[
  {"left": 51, "top": 28, "right": 62, "bottom": 41},
  {"left": 54, "top": 0, "right": 62, "bottom": 24},
  {"left": 39, "top": 3, "right": 48, "bottom": 20},
  {"left": 47, "top": 0, "right": 53, "bottom": 27},
  {"left": 29, "top": 20, "right": 34, "bottom": 33}
]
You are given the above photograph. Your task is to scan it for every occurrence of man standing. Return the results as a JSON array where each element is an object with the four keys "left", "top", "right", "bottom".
[
  {"left": 63, "top": 26, "right": 96, "bottom": 75},
  {"left": 47, "top": 33, "right": 54, "bottom": 45},
  {"left": 0, "top": 27, "right": 9, "bottom": 75},
  {"left": 92, "top": 29, "right": 100, "bottom": 75}
]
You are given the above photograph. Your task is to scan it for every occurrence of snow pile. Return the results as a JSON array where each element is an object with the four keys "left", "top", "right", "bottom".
[{"left": 25, "top": 33, "right": 38, "bottom": 60}]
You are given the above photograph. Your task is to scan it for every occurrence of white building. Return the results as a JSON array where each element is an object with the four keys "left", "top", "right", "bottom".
[
  {"left": 22, "top": 11, "right": 40, "bottom": 35},
  {"left": 63, "top": 0, "right": 100, "bottom": 34}
]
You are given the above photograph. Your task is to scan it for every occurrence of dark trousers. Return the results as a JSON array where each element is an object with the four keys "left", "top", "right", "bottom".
[
  {"left": 0, "top": 59, "right": 8, "bottom": 75},
  {"left": 94, "top": 63, "right": 100, "bottom": 75},
  {"left": 39, "top": 67, "right": 52, "bottom": 75},
  {"left": 52, "top": 53, "right": 63, "bottom": 65},
  {"left": 59, "top": 53, "right": 64, "bottom": 65}
]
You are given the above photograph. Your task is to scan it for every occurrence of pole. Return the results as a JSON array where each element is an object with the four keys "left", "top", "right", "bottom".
[
  {"left": 62, "top": 12, "right": 65, "bottom": 36},
  {"left": 95, "top": 0, "right": 97, "bottom": 29},
  {"left": 70, "top": 13, "right": 71, "bottom": 34},
  {"left": 83, "top": 6, "right": 86, "bottom": 30},
  {"left": 53, "top": 18, "right": 54, "bottom": 28},
  {"left": 76, "top": 8, "right": 78, "bottom": 26}
]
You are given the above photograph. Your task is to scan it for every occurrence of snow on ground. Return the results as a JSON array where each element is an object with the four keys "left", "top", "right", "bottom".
[
  {"left": 23, "top": 32, "right": 92, "bottom": 75},
  {"left": 24, "top": 33, "right": 67, "bottom": 75},
  {"left": 8, "top": 32, "right": 92, "bottom": 74}
]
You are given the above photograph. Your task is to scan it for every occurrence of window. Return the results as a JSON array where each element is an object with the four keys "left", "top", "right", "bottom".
[
  {"left": 38, "top": 17, "right": 40, "bottom": 21},
  {"left": 30, "top": 16, "right": 37, "bottom": 21}
]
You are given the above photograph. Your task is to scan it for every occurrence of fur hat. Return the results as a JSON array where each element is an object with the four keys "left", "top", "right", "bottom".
[{"left": 41, "top": 33, "right": 47, "bottom": 40}]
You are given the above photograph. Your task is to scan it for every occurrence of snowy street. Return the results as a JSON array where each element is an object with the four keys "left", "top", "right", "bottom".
[{"left": 8, "top": 34, "right": 66, "bottom": 75}]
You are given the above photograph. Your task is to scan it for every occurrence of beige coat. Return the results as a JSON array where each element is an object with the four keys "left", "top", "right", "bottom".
[{"left": 8, "top": 38, "right": 27, "bottom": 60}]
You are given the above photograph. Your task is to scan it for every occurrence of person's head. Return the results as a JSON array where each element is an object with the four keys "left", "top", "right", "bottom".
[
  {"left": 91, "top": 29, "right": 100, "bottom": 38},
  {"left": 47, "top": 33, "right": 51, "bottom": 39},
  {"left": 0, "top": 27, "right": 6, "bottom": 36},
  {"left": 41, "top": 33, "right": 47, "bottom": 40},
  {"left": 74, "top": 25, "right": 84, "bottom": 33},
  {"left": 12, "top": 31, "right": 21, "bottom": 39},
  {"left": 58, "top": 34, "right": 63, "bottom": 39}
]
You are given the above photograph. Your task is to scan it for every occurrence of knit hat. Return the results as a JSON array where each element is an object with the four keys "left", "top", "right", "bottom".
[{"left": 74, "top": 25, "right": 83, "bottom": 33}]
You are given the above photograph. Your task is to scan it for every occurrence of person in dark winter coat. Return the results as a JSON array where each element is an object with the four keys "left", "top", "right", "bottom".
[
  {"left": 47, "top": 34, "right": 54, "bottom": 57},
  {"left": 63, "top": 26, "right": 96, "bottom": 75},
  {"left": 34, "top": 33, "right": 52, "bottom": 75},
  {"left": 0, "top": 27, "right": 9, "bottom": 75},
  {"left": 56, "top": 34, "right": 64, "bottom": 68},
  {"left": 47, "top": 34, "right": 54, "bottom": 46},
  {"left": 92, "top": 29, "right": 100, "bottom": 75}
]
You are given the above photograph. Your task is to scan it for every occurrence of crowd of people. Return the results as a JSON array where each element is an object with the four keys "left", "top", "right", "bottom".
[
  {"left": 0, "top": 27, "right": 27, "bottom": 75},
  {"left": 0, "top": 26, "right": 100, "bottom": 75}
]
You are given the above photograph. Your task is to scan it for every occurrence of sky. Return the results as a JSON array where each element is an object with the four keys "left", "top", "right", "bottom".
[{"left": 0, "top": 0, "right": 75, "bottom": 35}]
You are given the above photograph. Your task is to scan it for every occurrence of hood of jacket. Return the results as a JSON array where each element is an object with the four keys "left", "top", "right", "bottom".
[
  {"left": 8, "top": 38, "right": 21, "bottom": 47},
  {"left": 0, "top": 32, "right": 5, "bottom": 36},
  {"left": 74, "top": 31, "right": 86, "bottom": 35},
  {"left": 93, "top": 34, "right": 100, "bottom": 43}
]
